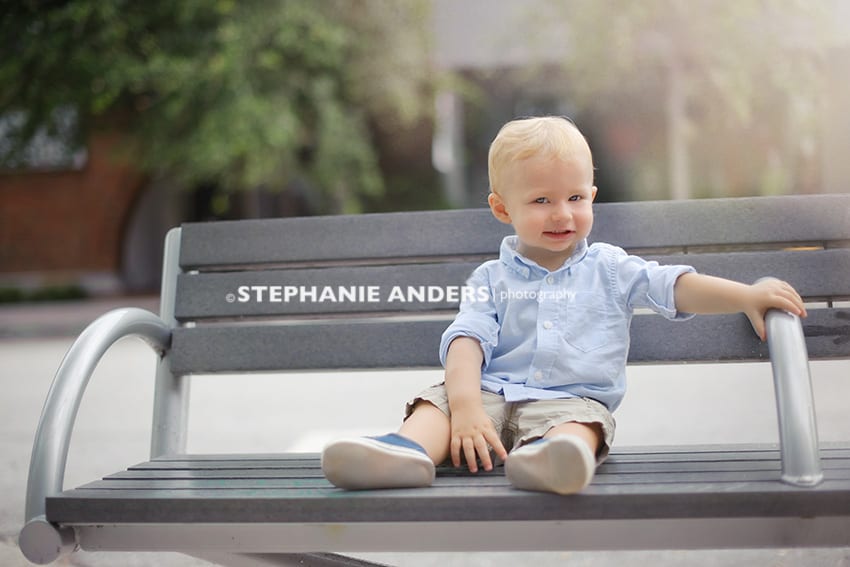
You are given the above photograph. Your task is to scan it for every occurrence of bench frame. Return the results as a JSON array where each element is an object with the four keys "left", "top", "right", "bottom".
[{"left": 19, "top": 195, "right": 850, "bottom": 565}]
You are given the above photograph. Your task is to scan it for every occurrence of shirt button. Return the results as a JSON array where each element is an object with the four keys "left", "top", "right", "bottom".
[
  {"left": 533, "top": 371, "right": 543, "bottom": 380},
  {"left": 546, "top": 276, "right": 555, "bottom": 284},
  {"left": 542, "top": 320, "right": 554, "bottom": 329}
]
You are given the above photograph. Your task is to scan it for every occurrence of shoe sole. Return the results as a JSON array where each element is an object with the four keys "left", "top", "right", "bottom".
[
  {"left": 321, "top": 437, "right": 436, "bottom": 490},
  {"left": 505, "top": 436, "right": 595, "bottom": 495}
]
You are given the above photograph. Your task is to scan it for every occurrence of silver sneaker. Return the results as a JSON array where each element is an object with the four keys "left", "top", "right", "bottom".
[
  {"left": 321, "top": 436, "right": 436, "bottom": 490},
  {"left": 505, "top": 435, "right": 596, "bottom": 495}
]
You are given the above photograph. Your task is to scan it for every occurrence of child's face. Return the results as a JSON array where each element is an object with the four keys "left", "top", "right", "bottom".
[{"left": 488, "top": 153, "right": 597, "bottom": 271}]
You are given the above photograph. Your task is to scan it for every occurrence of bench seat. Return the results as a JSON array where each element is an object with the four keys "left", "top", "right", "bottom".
[{"left": 46, "top": 445, "right": 850, "bottom": 552}]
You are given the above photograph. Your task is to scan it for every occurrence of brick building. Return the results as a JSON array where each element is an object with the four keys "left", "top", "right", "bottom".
[{"left": 0, "top": 131, "right": 146, "bottom": 295}]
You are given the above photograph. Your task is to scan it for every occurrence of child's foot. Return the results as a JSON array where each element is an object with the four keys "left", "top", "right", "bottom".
[
  {"left": 321, "top": 433, "right": 436, "bottom": 490},
  {"left": 505, "top": 434, "right": 596, "bottom": 495}
]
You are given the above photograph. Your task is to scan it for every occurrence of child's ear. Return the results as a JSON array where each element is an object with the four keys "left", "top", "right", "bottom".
[
  {"left": 591, "top": 186, "right": 598, "bottom": 202},
  {"left": 488, "top": 192, "right": 512, "bottom": 224}
]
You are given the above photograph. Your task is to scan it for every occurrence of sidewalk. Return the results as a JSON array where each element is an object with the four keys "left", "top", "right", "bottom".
[{"left": 0, "top": 295, "right": 160, "bottom": 339}]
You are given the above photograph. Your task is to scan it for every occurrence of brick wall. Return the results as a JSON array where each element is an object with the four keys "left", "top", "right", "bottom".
[{"left": 0, "top": 132, "right": 145, "bottom": 287}]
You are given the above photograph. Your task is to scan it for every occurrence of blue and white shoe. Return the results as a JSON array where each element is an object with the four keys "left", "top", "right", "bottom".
[
  {"left": 321, "top": 433, "right": 436, "bottom": 490},
  {"left": 505, "top": 435, "right": 596, "bottom": 495}
]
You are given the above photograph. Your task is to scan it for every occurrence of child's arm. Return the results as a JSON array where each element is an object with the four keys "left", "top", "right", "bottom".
[
  {"left": 444, "top": 336, "right": 508, "bottom": 472},
  {"left": 674, "top": 273, "right": 807, "bottom": 341}
]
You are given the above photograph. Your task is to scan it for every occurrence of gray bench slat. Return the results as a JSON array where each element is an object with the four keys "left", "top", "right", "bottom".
[
  {"left": 45, "top": 446, "right": 850, "bottom": 524},
  {"left": 107, "top": 469, "right": 328, "bottom": 480},
  {"left": 593, "top": 194, "right": 850, "bottom": 251},
  {"left": 149, "top": 453, "right": 319, "bottom": 462},
  {"left": 173, "top": 249, "right": 850, "bottom": 320},
  {"left": 179, "top": 209, "right": 511, "bottom": 269},
  {"left": 174, "top": 261, "right": 481, "bottom": 320},
  {"left": 121, "top": 448, "right": 850, "bottom": 471},
  {"left": 171, "top": 319, "right": 447, "bottom": 374},
  {"left": 169, "top": 309, "right": 849, "bottom": 374},
  {"left": 82, "top": 447, "right": 850, "bottom": 474},
  {"left": 631, "top": 309, "right": 849, "bottom": 362},
  {"left": 140, "top": 445, "right": 850, "bottom": 462},
  {"left": 104, "top": 458, "right": 850, "bottom": 482},
  {"left": 132, "top": 462, "right": 316, "bottom": 471},
  {"left": 574, "top": 446, "right": 850, "bottom": 461},
  {"left": 45, "top": 481, "right": 850, "bottom": 524},
  {"left": 75, "top": 469, "right": 850, "bottom": 492},
  {"left": 86, "top": 473, "right": 850, "bottom": 492},
  {"left": 121, "top": 462, "right": 847, "bottom": 478},
  {"left": 178, "top": 195, "right": 850, "bottom": 269},
  {"left": 659, "top": 249, "right": 850, "bottom": 299}
]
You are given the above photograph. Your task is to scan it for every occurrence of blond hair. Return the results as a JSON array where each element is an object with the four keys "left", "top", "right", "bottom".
[{"left": 488, "top": 116, "right": 593, "bottom": 194}]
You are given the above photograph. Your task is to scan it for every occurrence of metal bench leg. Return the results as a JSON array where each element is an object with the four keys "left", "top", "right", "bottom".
[
  {"left": 765, "top": 307, "right": 823, "bottom": 487},
  {"left": 151, "top": 227, "right": 190, "bottom": 458}
]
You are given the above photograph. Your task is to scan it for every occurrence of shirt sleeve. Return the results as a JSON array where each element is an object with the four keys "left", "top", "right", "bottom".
[
  {"left": 611, "top": 246, "right": 696, "bottom": 320},
  {"left": 438, "top": 264, "right": 501, "bottom": 368}
]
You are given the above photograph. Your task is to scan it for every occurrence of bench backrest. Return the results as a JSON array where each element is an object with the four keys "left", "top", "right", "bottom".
[{"left": 165, "top": 194, "right": 850, "bottom": 376}]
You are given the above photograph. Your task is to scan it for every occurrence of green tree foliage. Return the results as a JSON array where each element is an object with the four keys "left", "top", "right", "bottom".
[{"left": 0, "top": 0, "right": 437, "bottom": 213}]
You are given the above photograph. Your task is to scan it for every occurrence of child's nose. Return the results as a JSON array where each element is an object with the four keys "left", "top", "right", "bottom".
[{"left": 551, "top": 201, "right": 572, "bottom": 221}]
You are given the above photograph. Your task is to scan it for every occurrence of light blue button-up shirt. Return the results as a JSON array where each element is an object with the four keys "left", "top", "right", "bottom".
[{"left": 439, "top": 235, "right": 695, "bottom": 411}]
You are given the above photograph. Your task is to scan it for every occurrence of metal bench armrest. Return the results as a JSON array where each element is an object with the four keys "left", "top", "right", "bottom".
[
  {"left": 766, "top": 307, "right": 823, "bottom": 487},
  {"left": 20, "top": 308, "right": 171, "bottom": 564}
]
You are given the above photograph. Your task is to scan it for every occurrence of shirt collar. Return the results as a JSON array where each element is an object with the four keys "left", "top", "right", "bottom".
[{"left": 499, "top": 235, "right": 589, "bottom": 279}]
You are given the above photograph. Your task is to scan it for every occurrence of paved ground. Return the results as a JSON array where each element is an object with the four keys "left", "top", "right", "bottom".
[{"left": 1, "top": 297, "right": 849, "bottom": 566}]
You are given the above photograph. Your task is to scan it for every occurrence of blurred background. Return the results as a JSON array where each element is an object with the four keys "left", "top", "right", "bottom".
[{"left": 1, "top": 0, "right": 849, "bottom": 299}]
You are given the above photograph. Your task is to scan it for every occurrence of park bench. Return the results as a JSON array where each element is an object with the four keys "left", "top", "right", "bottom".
[{"left": 20, "top": 193, "right": 850, "bottom": 566}]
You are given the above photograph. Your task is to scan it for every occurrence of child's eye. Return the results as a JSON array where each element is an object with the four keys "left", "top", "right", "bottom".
[
  {"left": 534, "top": 197, "right": 549, "bottom": 204},
  {"left": 568, "top": 194, "right": 583, "bottom": 202}
]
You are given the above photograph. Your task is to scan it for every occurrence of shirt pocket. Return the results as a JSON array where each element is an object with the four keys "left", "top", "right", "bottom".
[{"left": 562, "top": 291, "right": 614, "bottom": 353}]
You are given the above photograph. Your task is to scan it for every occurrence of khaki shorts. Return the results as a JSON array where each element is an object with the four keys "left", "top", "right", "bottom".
[{"left": 405, "top": 384, "right": 616, "bottom": 463}]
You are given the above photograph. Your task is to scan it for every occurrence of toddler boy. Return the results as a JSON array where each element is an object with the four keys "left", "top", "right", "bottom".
[{"left": 321, "top": 116, "right": 806, "bottom": 494}]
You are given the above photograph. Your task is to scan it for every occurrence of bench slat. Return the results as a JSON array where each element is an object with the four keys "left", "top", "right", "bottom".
[
  {"left": 594, "top": 195, "right": 850, "bottom": 251},
  {"left": 49, "top": 483, "right": 850, "bottom": 523},
  {"left": 179, "top": 209, "right": 511, "bottom": 269},
  {"left": 173, "top": 249, "right": 850, "bottom": 320},
  {"left": 174, "top": 261, "right": 481, "bottom": 320},
  {"left": 46, "top": 446, "right": 850, "bottom": 525},
  {"left": 102, "top": 457, "right": 850, "bottom": 481},
  {"left": 169, "top": 309, "right": 849, "bottom": 374},
  {"left": 178, "top": 195, "right": 850, "bottom": 269},
  {"left": 75, "top": 469, "right": 850, "bottom": 491},
  {"left": 129, "top": 446, "right": 850, "bottom": 468}
]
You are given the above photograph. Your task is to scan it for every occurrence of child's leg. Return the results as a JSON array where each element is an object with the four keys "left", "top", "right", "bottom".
[
  {"left": 321, "top": 392, "right": 452, "bottom": 490},
  {"left": 543, "top": 420, "right": 604, "bottom": 455},
  {"left": 505, "top": 398, "right": 614, "bottom": 495},
  {"left": 398, "top": 400, "right": 451, "bottom": 464}
]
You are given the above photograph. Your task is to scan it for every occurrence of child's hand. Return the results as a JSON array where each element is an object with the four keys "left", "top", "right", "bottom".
[
  {"left": 743, "top": 278, "right": 807, "bottom": 341},
  {"left": 449, "top": 405, "right": 508, "bottom": 473}
]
